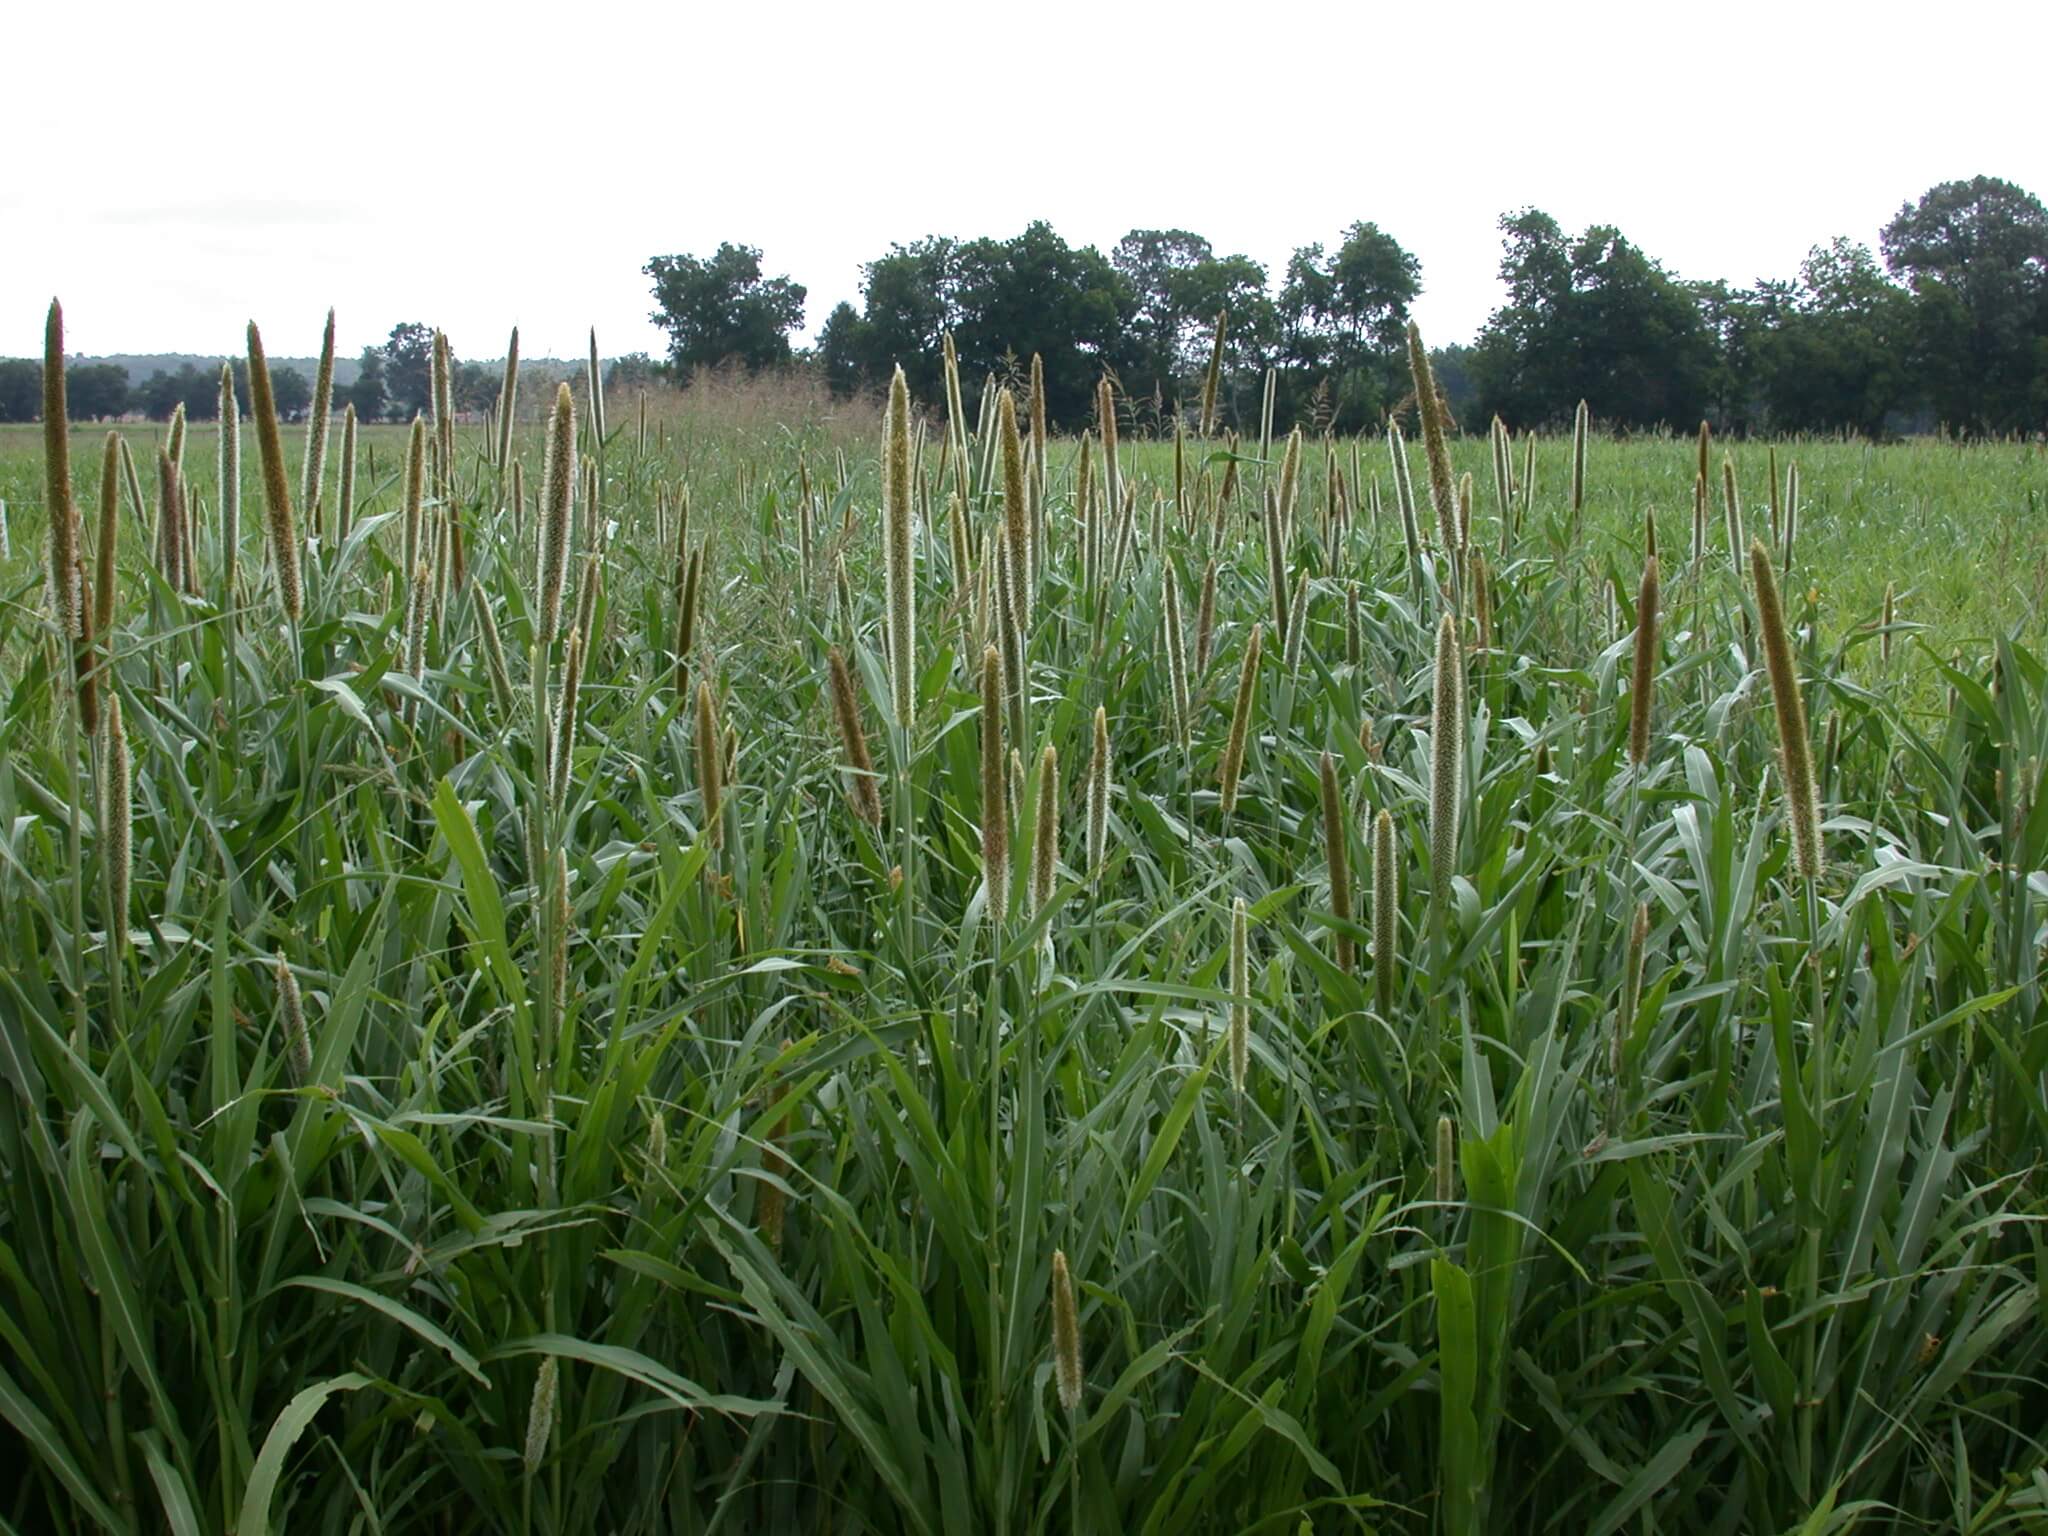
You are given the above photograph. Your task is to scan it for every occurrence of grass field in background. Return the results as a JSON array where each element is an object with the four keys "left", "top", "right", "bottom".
[{"left": 1, "top": 382, "right": 2044, "bottom": 1534}]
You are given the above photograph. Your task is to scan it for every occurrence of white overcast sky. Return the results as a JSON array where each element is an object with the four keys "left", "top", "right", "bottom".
[{"left": 4, "top": 0, "right": 2042, "bottom": 364}]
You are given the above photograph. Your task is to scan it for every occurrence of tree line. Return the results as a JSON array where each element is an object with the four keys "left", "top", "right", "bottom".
[
  {"left": 645, "top": 175, "right": 2048, "bottom": 438},
  {"left": 0, "top": 323, "right": 636, "bottom": 427},
  {"left": 11, "top": 177, "right": 2039, "bottom": 437}
]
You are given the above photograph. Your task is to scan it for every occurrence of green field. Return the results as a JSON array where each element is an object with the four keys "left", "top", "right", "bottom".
[{"left": 1, "top": 379, "right": 2045, "bottom": 1534}]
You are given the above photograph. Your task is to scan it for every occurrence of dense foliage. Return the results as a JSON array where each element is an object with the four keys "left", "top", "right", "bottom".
[
  {"left": 644, "top": 244, "right": 809, "bottom": 385},
  {"left": 9, "top": 178, "right": 2041, "bottom": 438},
  {"left": 750, "top": 178, "right": 2045, "bottom": 437},
  {"left": 1, "top": 302, "right": 2045, "bottom": 1533}
]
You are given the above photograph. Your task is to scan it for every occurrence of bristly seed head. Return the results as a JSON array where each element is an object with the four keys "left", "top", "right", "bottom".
[
  {"left": 1429, "top": 613, "right": 1464, "bottom": 904},
  {"left": 827, "top": 646, "right": 882, "bottom": 827},
  {"left": 1750, "top": 540, "right": 1820, "bottom": 880},
  {"left": 302, "top": 307, "right": 337, "bottom": 538},
  {"left": 1218, "top": 623, "right": 1263, "bottom": 818},
  {"left": 523, "top": 1357, "right": 558, "bottom": 1474},
  {"left": 94, "top": 431, "right": 120, "bottom": 645},
  {"left": 1050, "top": 1249, "right": 1083, "bottom": 1415},
  {"left": 884, "top": 365, "right": 916, "bottom": 728},
  {"left": 1407, "top": 321, "right": 1460, "bottom": 593},
  {"left": 43, "top": 300, "right": 80, "bottom": 643},
  {"left": 537, "top": 383, "right": 577, "bottom": 645},
  {"left": 998, "top": 387, "right": 1031, "bottom": 637},
  {"left": 1629, "top": 554, "right": 1660, "bottom": 767},
  {"left": 246, "top": 321, "right": 303, "bottom": 621},
  {"left": 695, "top": 680, "right": 724, "bottom": 849},
  {"left": 1030, "top": 743, "right": 1060, "bottom": 920},
  {"left": 1320, "top": 750, "right": 1353, "bottom": 973},
  {"left": 1372, "top": 807, "right": 1398, "bottom": 1016},
  {"left": 496, "top": 326, "right": 521, "bottom": 472},
  {"left": 275, "top": 951, "right": 311, "bottom": 1086},
  {"left": 979, "top": 645, "right": 1009, "bottom": 926}
]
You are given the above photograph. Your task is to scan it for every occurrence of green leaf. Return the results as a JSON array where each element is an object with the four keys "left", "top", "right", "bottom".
[
  {"left": 275, "top": 1276, "right": 488, "bottom": 1385},
  {"left": 238, "top": 1372, "right": 377, "bottom": 1536}
]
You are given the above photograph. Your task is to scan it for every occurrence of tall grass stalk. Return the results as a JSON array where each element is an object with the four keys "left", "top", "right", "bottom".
[
  {"left": 1218, "top": 623, "right": 1262, "bottom": 819},
  {"left": 1781, "top": 461, "right": 1801, "bottom": 574},
  {"left": 885, "top": 367, "right": 918, "bottom": 728},
  {"left": 1372, "top": 806, "right": 1397, "bottom": 1016},
  {"left": 1321, "top": 750, "right": 1353, "bottom": 973},
  {"left": 1030, "top": 744, "right": 1059, "bottom": 921},
  {"left": 1228, "top": 896, "right": 1250, "bottom": 1092},
  {"left": 1163, "top": 562, "right": 1191, "bottom": 752},
  {"left": 99, "top": 695, "right": 129, "bottom": 965},
  {"left": 1408, "top": 323, "right": 1460, "bottom": 612},
  {"left": 1721, "top": 454, "right": 1742, "bottom": 573},
  {"left": 827, "top": 646, "right": 882, "bottom": 827},
  {"left": 551, "top": 628, "right": 585, "bottom": 813},
  {"left": 1097, "top": 378, "right": 1120, "bottom": 535},
  {"left": 219, "top": 365, "right": 242, "bottom": 588},
  {"left": 537, "top": 383, "right": 576, "bottom": 646},
  {"left": 92, "top": 432, "right": 119, "bottom": 646},
  {"left": 1086, "top": 704, "right": 1110, "bottom": 874},
  {"left": 979, "top": 644, "right": 1008, "bottom": 926},
  {"left": 1199, "top": 309, "right": 1226, "bottom": 437},
  {"left": 1750, "top": 540, "right": 1820, "bottom": 880},
  {"left": 1428, "top": 613, "right": 1463, "bottom": 905},
  {"left": 246, "top": 321, "right": 303, "bottom": 621},
  {"left": 696, "top": 679, "right": 724, "bottom": 849},
  {"left": 1569, "top": 400, "right": 1588, "bottom": 531},
  {"left": 303, "top": 307, "right": 336, "bottom": 540},
  {"left": 998, "top": 387, "right": 1030, "bottom": 636},
  {"left": 43, "top": 301, "right": 78, "bottom": 641},
  {"left": 1629, "top": 554, "right": 1659, "bottom": 768},
  {"left": 497, "top": 326, "right": 520, "bottom": 472}
]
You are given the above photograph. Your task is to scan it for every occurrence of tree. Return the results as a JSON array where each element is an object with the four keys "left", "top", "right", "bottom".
[
  {"left": 0, "top": 359, "right": 39, "bottom": 422},
  {"left": 826, "top": 237, "right": 957, "bottom": 404},
  {"left": 1326, "top": 222, "right": 1423, "bottom": 353},
  {"left": 344, "top": 348, "right": 388, "bottom": 421},
  {"left": 949, "top": 222, "right": 1139, "bottom": 428},
  {"left": 140, "top": 363, "right": 221, "bottom": 422},
  {"left": 1881, "top": 176, "right": 2048, "bottom": 434},
  {"left": 820, "top": 225, "right": 1141, "bottom": 429},
  {"left": 1271, "top": 223, "right": 1421, "bottom": 432},
  {"left": 1751, "top": 239, "right": 1917, "bottom": 437},
  {"left": 815, "top": 302, "right": 870, "bottom": 398},
  {"left": 606, "top": 354, "right": 663, "bottom": 394},
  {"left": 381, "top": 323, "right": 436, "bottom": 420},
  {"left": 1111, "top": 230, "right": 1278, "bottom": 422},
  {"left": 269, "top": 367, "right": 312, "bottom": 421},
  {"left": 1167, "top": 255, "right": 1277, "bottom": 431},
  {"left": 1112, "top": 228, "right": 1216, "bottom": 399},
  {"left": 66, "top": 363, "right": 130, "bottom": 421},
  {"left": 452, "top": 361, "right": 498, "bottom": 414},
  {"left": 1471, "top": 209, "right": 1715, "bottom": 430},
  {"left": 1688, "top": 278, "right": 1775, "bottom": 433},
  {"left": 644, "top": 244, "right": 806, "bottom": 382}
]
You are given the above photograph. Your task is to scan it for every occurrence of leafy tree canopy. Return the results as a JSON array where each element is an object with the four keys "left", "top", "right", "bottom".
[
  {"left": 65, "top": 363, "right": 130, "bottom": 421},
  {"left": 0, "top": 358, "right": 40, "bottom": 423},
  {"left": 645, "top": 244, "right": 807, "bottom": 383},
  {"left": 1881, "top": 176, "right": 2048, "bottom": 433}
]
